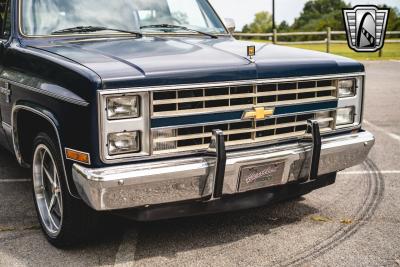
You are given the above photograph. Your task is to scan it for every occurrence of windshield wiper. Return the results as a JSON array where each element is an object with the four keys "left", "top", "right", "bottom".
[
  {"left": 140, "top": 24, "right": 218, "bottom": 39},
  {"left": 51, "top": 26, "right": 143, "bottom": 37}
]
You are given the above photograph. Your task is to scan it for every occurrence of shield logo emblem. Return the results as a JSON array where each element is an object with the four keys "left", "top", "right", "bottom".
[{"left": 343, "top": 5, "right": 390, "bottom": 52}]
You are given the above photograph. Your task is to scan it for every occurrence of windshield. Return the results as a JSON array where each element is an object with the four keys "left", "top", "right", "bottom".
[{"left": 21, "top": 0, "right": 227, "bottom": 36}]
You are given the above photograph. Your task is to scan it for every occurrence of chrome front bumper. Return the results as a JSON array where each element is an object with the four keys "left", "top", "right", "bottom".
[{"left": 72, "top": 131, "right": 374, "bottom": 211}]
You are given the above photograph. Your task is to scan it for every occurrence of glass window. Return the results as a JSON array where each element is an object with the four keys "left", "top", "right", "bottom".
[
  {"left": 21, "top": 0, "right": 226, "bottom": 36},
  {"left": 166, "top": 0, "right": 209, "bottom": 28},
  {"left": 0, "top": 0, "right": 11, "bottom": 39}
]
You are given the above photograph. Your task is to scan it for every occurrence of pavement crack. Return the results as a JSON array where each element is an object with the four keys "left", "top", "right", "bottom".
[
  {"left": 0, "top": 224, "right": 40, "bottom": 233},
  {"left": 0, "top": 226, "right": 16, "bottom": 232}
]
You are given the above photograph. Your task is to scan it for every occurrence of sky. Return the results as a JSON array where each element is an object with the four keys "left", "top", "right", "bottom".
[{"left": 209, "top": 0, "right": 400, "bottom": 30}]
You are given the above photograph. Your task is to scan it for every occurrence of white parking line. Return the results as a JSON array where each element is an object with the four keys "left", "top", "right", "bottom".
[
  {"left": 388, "top": 133, "right": 400, "bottom": 142},
  {"left": 364, "top": 120, "right": 400, "bottom": 143},
  {"left": 0, "top": 179, "right": 31, "bottom": 183}
]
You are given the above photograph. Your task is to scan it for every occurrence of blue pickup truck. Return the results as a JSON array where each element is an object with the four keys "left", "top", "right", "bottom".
[{"left": 0, "top": 0, "right": 374, "bottom": 247}]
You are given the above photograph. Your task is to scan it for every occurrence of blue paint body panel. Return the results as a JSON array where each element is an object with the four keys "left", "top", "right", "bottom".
[{"left": 22, "top": 36, "right": 364, "bottom": 89}]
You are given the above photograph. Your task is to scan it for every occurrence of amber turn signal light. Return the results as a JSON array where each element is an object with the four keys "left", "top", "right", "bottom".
[{"left": 65, "top": 148, "right": 91, "bottom": 165}]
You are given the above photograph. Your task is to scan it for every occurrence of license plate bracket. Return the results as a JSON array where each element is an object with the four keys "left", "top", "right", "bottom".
[{"left": 238, "top": 161, "right": 285, "bottom": 192}]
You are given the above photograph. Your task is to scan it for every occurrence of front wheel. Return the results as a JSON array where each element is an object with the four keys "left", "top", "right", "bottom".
[{"left": 32, "top": 133, "right": 98, "bottom": 247}]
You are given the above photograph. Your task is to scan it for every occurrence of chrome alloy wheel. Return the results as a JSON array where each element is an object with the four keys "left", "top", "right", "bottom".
[{"left": 32, "top": 144, "right": 63, "bottom": 237}]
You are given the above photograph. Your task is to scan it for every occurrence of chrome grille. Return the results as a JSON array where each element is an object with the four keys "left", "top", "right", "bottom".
[{"left": 151, "top": 79, "right": 338, "bottom": 155}]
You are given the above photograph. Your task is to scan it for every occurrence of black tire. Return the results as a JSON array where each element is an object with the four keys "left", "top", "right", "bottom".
[{"left": 31, "top": 132, "right": 99, "bottom": 248}]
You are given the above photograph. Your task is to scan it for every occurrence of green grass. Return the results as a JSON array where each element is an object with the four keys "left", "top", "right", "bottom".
[
  {"left": 252, "top": 40, "right": 400, "bottom": 60},
  {"left": 286, "top": 43, "right": 400, "bottom": 60}
]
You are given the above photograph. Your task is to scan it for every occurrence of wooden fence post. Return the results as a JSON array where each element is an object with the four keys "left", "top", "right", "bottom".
[
  {"left": 273, "top": 29, "right": 277, "bottom": 44},
  {"left": 327, "top": 27, "right": 331, "bottom": 53}
]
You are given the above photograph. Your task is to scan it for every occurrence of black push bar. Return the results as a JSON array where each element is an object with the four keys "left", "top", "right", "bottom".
[
  {"left": 207, "top": 120, "right": 322, "bottom": 199},
  {"left": 306, "top": 120, "right": 322, "bottom": 180},
  {"left": 207, "top": 129, "right": 227, "bottom": 199}
]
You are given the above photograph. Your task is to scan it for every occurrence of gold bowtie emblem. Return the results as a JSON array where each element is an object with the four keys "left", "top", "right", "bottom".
[{"left": 243, "top": 107, "right": 275, "bottom": 120}]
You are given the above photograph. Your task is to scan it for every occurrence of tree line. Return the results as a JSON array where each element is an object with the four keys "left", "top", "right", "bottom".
[{"left": 242, "top": 0, "right": 400, "bottom": 41}]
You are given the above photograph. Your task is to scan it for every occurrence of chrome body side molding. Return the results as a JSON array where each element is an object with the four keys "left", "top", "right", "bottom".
[{"left": 0, "top": 78, "right": 89, "bottom": 107}]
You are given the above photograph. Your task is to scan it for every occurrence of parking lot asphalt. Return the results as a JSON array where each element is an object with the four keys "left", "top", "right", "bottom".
[{"left": 0, "top": 60, "right": 399, "bottom": 267}]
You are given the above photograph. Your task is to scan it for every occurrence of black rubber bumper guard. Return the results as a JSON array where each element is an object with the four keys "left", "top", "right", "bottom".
[
  {"left": 207, "top": 120, "right": 322, "bottom": 199},
  {"left": 207, "top": 129, "right": 227, "bottom": 199},
  {"left": 305, "top": 120, "right": 322, "bottom": 180}
]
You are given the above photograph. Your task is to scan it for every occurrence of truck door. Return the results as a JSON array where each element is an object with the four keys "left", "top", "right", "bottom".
[{"left": 0, "top": 0, "right": 11, "bottom": 150}]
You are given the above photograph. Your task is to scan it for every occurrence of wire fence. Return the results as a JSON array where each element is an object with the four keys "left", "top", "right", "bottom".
[{"left": 233, "top": 28, "right": 400, "bottom": 56}]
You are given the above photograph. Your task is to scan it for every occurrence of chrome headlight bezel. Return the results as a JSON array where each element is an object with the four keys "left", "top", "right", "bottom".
[
  {"left": 98, "top": 91, "right": 150, "bottom": 163},
  {"left": 335, "top": 75, "right": 364, "bottom": 129}
]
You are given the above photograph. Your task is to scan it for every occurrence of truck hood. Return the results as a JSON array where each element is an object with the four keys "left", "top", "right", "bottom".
[{"left": 26, "top": 36, "right": 364, "bottom": 89}]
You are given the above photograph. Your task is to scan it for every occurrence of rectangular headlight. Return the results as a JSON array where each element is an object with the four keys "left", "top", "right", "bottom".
[
  {"left": 107, "top": 95, "right": 139, "bottom": 120},
  {"left": 108, "top": 131, "right": 140, "bottom": 155},
  {"left": 336, "top": 107, "right": 355, "bottom": 126},
  {"left": 338, "top": 79, "right": 356, "bottom": 98}
]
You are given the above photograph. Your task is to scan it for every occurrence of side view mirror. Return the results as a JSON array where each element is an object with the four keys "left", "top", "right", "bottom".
[{"left": 224, "top": 18, "right": 236, "bottom": 34}]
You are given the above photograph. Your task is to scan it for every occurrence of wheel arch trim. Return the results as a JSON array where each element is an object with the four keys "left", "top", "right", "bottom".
[{"left": 12, "top": 103, "right": 79, "bottom": 198}]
